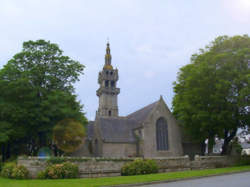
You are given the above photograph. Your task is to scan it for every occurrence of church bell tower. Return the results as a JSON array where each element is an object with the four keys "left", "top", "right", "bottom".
[{"left": 96, "top": 42, "right": 120, "bottom": 117}]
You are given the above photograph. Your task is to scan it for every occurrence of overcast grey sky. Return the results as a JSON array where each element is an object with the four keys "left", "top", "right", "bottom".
[{"left": 1, "top": 0, "right": 250, "bottom": 120}]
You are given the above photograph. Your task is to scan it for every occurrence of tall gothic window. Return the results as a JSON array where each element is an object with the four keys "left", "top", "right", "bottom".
[{"left": 156, "top": 117, "right": 169, "bottom": 151}]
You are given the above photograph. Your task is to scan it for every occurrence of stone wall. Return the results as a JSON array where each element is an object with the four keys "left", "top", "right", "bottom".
[
  {"left": 18, "top": 157, "right": 134, "bottom": 178},
  {"left": 191, "top": 155, "right": 237, "bottom": 169},
  {"left": 154, "top": 156, "right": 190, "bottom": 172},
  {"left": 142, "top": 99, "right": 183, "bottom": 158},
  {"left": 102, "top": 143, "right": 137, "bottom": 157},
  {"left": 17, "top": 155, "right": 242, "bottom": 178},
  {"left": 18, "top": 157, "right": 47, "bottom": 178}
]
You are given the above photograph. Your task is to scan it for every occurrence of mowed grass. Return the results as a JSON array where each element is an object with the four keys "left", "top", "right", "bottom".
[{"left": 0, "top": 165, "right": 250, "bottom": 187}]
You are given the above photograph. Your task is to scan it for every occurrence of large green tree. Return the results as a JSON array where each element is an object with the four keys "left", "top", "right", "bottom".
[
  {"left": 173, "top": 35, "right": 250, "bottom": 155},
  {"left": 0, "top": 40, "right": 87, "bottom": 161}
]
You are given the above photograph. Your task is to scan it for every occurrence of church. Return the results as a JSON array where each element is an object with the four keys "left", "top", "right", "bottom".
[{"left": 73, "top": 43, "right": 184, "bottom": 158}]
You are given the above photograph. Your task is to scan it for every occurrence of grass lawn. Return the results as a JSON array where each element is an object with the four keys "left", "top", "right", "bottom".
[{"left": 0, "top": 165, "right": 250, "bottom": 187}]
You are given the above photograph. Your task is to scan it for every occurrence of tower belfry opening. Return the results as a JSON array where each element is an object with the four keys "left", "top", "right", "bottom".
[{"left": 96, "top": 42, "right": 120, "bottom": 117}]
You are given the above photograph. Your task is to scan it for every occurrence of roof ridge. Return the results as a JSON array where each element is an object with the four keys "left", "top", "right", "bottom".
[
  {"left": 127, "top": 100, "right": 158, "bottom": 117},
  {"left": 126, "top": 100, "right": 159, "bottom": 123}
]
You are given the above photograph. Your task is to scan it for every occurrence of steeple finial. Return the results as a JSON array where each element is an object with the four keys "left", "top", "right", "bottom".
[
  {"left": 106, "top": 42, "right": 110, "bottom": 55},
  {"left": 104, "top": 41, "right": 113, "bottom": 69}
]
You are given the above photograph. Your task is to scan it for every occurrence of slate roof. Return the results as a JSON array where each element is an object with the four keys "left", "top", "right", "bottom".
[
  {"left": 127, "top": 101, "right": 158, "bottom": 123},
  {"left": 98, "top": 117, "right": 141, "bottom": 143},
  {"left": 95, "top": 100, "right": 159, "bottom": 143},
  {"left": 86, "top": 100, "right": 159, "bottom": 143},
  {"left": 87, "top": 121, "right": 94, "bottom": 140}
]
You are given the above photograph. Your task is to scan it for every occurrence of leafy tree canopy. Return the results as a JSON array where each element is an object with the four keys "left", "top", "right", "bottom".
[
  {"left": 0, "top": 40, "right": 87, "bottom": 160},
  {"left": 0, "top": 39, "right": 84, "bottom": 92},
  {"left": 173, "top": 35, "right": 250, "bottom": 155}
]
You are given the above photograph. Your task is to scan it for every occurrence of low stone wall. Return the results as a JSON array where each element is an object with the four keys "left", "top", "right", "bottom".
[
  {"left": 18, "top": 157, "right": 47, "bottom": 178},
  {"left": 17, "top": 155, "right": 241, "bottom": 178},
  {"left": 191, "top": 155, "right": 237, "bottom": 169},
  {"left": 153, "top": 156, "right": 190, "bottom": 172},
  {"left": 18, "top": 157, "right": 135, "bottom": 178}
]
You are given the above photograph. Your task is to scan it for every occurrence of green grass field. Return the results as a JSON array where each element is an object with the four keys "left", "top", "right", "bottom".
[{"left": 0, "top": 165, "right": 250, "bottom": 187}]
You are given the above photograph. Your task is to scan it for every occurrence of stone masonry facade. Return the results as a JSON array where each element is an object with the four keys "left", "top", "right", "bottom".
[{"left": 72, "top": 42, "right": 184, "bottom": 158}]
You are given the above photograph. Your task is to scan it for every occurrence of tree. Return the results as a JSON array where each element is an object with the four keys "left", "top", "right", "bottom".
[
  {"left": 173, "top": 35, "right": 250, "bottom": 155},
  {"left": 0, "top": 40, "right": 87, "bottom": 160},
  {"left": 53, "top": 119, "right": 86, "bottom": 153}
]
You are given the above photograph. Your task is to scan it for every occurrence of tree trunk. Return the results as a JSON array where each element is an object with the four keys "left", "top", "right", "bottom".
[
  {"left": 53, "top": 144, "right": 58, "bottom": 157},
  {"left": 208, "top": 134, "right": 215, "bottom": 155},
  {"left": 221, "top": 129, "right": 237, "bottom": 155},
  {"left": 200, "top": 141, "right": 206, "bottom": 156},
  {"left": 1, "top": 144, "right": 5, "bottom": 162},
  {"left": 221, "top": 138, "right": 230, "bottom": 155},
  {"left": 6, "top": 143, "right": 10, "bottom": 160}
]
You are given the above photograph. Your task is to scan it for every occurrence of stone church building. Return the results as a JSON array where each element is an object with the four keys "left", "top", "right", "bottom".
[{"left": 73, "top": 43, "right": 183, "bottom": 158}]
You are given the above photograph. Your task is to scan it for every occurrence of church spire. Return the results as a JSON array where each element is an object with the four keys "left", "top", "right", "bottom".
[
  {"left": 97, "top": 42, "right": 120, "bottom": 117},
  {"left": 104, "top": 42, "right": 113, "bottom": 69}
]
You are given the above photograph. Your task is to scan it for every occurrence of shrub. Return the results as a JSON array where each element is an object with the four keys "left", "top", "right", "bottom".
[
  {"left": 144, "top": 159, "right": 159, "bottom": 173},
  {"left": 11, "top": 165, "right": 29, "bottom": 179},
  {"left": 121, "top": 159, "right": 158, "bottom": 176},
  {"left": 37, "top": 170, "right": 47, "bottom": 179},
  {"left": 37, "top": 162, "right": 79, "bottom": 179},
  {"left": 1, "top": 162, "right": 29, "bottom": 179},
  {"left": 1, "top": 162, "right": 16, "bottom": 178},
  {"left": 61, "top": 162, "right": 79, "bottom": 178},
  {"left": 1, "top": 163, "right": 29, "bottom": 179}
]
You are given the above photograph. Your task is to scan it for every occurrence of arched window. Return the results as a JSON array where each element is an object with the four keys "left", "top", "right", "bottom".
[{"left": 156, "top": 117, "right": 169, "bottom": 150}]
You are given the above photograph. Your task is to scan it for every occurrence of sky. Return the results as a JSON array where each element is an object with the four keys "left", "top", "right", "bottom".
[{"left": 1, "top": 0, "right": 250, "bottom": 120}]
